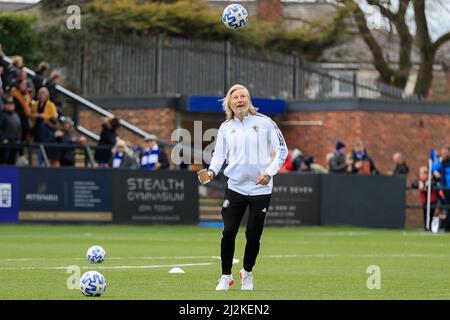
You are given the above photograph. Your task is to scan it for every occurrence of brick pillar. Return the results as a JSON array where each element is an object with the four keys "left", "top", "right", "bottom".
[{"left": 257, "top": 0, "right": 282, "bottom": 21}]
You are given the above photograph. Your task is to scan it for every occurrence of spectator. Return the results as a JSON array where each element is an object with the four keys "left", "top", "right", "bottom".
[
  {"left": 13, "top": 70, "right": 35, "bottom": 99},
  {"left": 45, "top": 70, "right": 63, "bottom": 116},
  {"left": 392, "top": 152, "right": 409, "bottom": 176},
  {"left": 0, "top": 96, "right": 21, "bottom": 165},
  {"left": 299, "top": 156, "right": 314, "bottom": 173},
  {"left": 58, "top": 117, "right": 80, "bottom": 167},
  {"left": 32, "top": 61, "right": 50, "bottom": 99},
  {"left": 325, "top": 152, "right": 334, "bottom": 171},
  {"left": 0, "top": 66, "right": 4, "bottom": 99},
  {"left": 11, "top": 80, "right": 32, "bottom": 143},
  {"left": 110, "top": 139, "right": 139, "bottom": 169},
  {"left": 95, "top": 117, "right": 120, "bottom": 167},
  {"left": 3, "top": 56, "right": 23, "bottom": 91},
  {"left": 38, "top": 117, "right": 63, "bottom": 167},
  {"left": 433, "top": 146, "right": 450, "bottom": 231},
  {"left": 280, "top": 150, "right": 294, "bottom": 172},
  {"left": 11, "top": 56, "right": 23, "bottom": 70},
  {"left": 140, "top": 134, "right": 169, "bottom": 170},
  {"left": 350, "top": 141, "right": 379, "bottom": 175},
  {"left": 30, "top": 87, "right": 58, "bottom": 142},
  {"left": 412, "top": 166, "right": 440, "bottom": 231},
  {"left": 0, "top": 60, "right": 7, "bottom": 94},
  {"left": 291, "top": 148, "right": 303, "bottom": 171},
  {"left": 328, "top": 140, "right": 350, "bottom": 174}
]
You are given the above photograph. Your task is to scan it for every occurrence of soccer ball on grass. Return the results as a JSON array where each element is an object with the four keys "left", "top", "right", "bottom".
[
  {"left": 87, "top": 245, "right": 106, "bottom": 263},
  {"left": 80, "top": 271, "right": 107, "bottom": 297}
]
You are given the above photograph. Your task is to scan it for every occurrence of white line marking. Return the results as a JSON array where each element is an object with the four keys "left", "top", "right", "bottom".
[
  {"left": 0, "top": 262, "right": 214, "bottom": 271},
  {"left": 2, "top": 256, "right": 217, "bottom": 262},
  {"left": 0, "top": 257, "right": 241, "bottom": 271},
  {"left": 2, "top": 253, "right": 450, "bottom": 270},
  {"left": 1, "top": 256, "right": 242, "bottom": 262}
]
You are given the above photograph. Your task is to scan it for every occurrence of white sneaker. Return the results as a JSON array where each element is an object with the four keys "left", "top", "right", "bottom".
[
  {"left": 215, "top": 275, "right": 235, "bottom": 291},
  {"left": 239, "top": 269, "right": 254, "bottom": 290}
]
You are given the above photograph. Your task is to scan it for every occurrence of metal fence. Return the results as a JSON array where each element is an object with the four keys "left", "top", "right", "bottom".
[{"left": 65, "top": 36, "right": 421, "bottom": 101}]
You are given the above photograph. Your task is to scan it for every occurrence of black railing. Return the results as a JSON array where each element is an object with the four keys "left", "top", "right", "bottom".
[
  {"left": 0, "top": 142, "right": 111, "bottom": 168},
  {"left": 60, "top": 36, "right": 422, "bottom": 101}
]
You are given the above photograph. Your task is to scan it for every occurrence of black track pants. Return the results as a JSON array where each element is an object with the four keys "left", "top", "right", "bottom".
[{"left": 220, "top": 188, "right": 271, "bottom": 275}]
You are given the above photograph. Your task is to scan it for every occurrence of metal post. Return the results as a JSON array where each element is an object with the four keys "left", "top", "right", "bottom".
[
  {"left": 73, "top": 102, "right": 79, "bottom": 127},
  {"left": 85, "top": 146, "right": 95, "bottom": 168},
  {"left": 224, "top": 39, "right": 231, "bottom": 93},
  {"left": 80, "top": 44, "right": 85, "bottom": 96},
  {"left": 38, "top": 144, "right": 50, "bottom": 167},
  {"left": 155, "top": 36, "right": 162, "bottom": 95},
  {"left": 27, "top": 144, "right": 32, "bottom": 166},
  {"left": 352, "top": 72, "right": 358, "bottom": 98},
  {"left": 293, "top": 54, "right": 298, "bottom": 99}
]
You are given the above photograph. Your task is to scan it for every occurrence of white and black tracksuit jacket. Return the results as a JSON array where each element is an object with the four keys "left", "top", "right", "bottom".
[{"left": 208, "top": 112, "right": 288, "bottom": 196}]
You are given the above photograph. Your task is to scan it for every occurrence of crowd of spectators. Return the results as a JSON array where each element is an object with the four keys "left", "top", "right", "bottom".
[
  {"left": 0, "top": 55, "right": 87, "bottom": 167},
  {"left": 281, "top": 141, "right": 450, "bottom": 232}
]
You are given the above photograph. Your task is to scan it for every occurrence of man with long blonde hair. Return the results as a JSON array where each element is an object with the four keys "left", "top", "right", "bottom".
[{"left": 198, "top": 84, "right": 288, "bottom": 291}]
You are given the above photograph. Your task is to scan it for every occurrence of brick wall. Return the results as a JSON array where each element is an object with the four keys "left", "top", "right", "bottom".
[
  {"left": 79, "top": 105, "right": 449, "bottom": 227},
  {"left": 257, "top": 0, "right": 282, "bottom": 21},
  {"left": 277, "top": 110, "right": 450, "bottom": 227},
  {"left": 78, "top": 107, "right": 177, "bottom": 165},
  {"left": 79, "top": 107, "right": 176, "bottom": 142}
]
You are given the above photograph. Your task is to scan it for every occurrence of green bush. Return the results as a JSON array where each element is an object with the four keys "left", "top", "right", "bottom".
[{"left": 0, "top": 13, "right": 40, "bottom": 64}]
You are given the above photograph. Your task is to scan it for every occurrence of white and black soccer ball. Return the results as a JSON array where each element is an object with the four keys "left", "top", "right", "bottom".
[
  {"left": 86, "top": 245, "right": 106, "bottom": 263},
  {"left": 222, "top": 4, "right": 248, "bottom": 30},
  {"left": 80, "top": 271, "right": 107, "bottom": 297}
]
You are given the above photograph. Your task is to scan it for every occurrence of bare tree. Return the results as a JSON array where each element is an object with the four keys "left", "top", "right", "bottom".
[{"left": 341, "top": 0, "right": 450, "bottom": 97}]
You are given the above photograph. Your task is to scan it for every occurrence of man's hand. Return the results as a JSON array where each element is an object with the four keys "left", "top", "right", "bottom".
[{"left": 256, "top": 175, "right": 271, "bottom": 185}]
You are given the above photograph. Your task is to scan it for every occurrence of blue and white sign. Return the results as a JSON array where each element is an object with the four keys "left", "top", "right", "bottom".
[
  {"left": 0, "top": 168, "right": 19, "bottom": 223},
  {"left": 0, "top": 183, "right": 12, "bottom": 208}
]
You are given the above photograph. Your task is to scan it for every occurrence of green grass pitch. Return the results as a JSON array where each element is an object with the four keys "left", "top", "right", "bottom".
[{"left": 0, "top": 224, "right": 449, "bottom": 300}]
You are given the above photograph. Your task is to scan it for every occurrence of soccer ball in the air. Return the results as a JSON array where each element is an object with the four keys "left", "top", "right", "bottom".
[
  {"left": 87, "top": 245, "right": 106, "bottom": 263},
  {"left": 80, "top": 271, "right": 107, "bottom": 297},
  {"left": 222, "top": 4, "right": 248, "bottom": 30}
]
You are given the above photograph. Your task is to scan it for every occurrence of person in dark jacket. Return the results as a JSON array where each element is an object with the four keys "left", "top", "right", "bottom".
[
  {"left": 299, "top": 156, "right": 319, "bottom": 173},
  {"left": 328, "top": 141, "right": 350, "bottom": 174},
  {"left": 59, "top": 117, "right": 77, "bottom": 167},
  {"left": 350, "top": 141, "right": 379, "bottom": 175},
  {"left": 32, "top": 62, "right": 50, "bottom": 99},
  {"left": 95, "top": 117, "right": 120, "bottom": 167},
  {"left": 392, "top": 152, "right": 409, "bottom": 176},
  {"left": 38, "top": 117, "right": 63, "bottom": 167},
  {"left": 140, "top": 134, "right": 169, "bottom": 170},
  {"left": 0, "top": 96, "right": 22, "bottom": 165},
  {"left": 45, "top": 70, "right": 64, "bottom": 117}
]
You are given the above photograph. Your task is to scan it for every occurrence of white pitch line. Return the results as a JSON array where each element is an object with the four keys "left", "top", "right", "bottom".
[
  {"left": 0, "top": 262, "right": 214, "bottom": 271},
  {"left": 260, "top": 253, "right": 450, "bottom": 258},
  {"left": 2, "top": 253, "right": 450, "bottom": 268},
  {"left": 0, "top": 257, "right": 240, "bottom": 271},
  {"left": 2, "top": 256, "right": 218, "bottom": 262},
  {"left": 1, "top": 256, "right": 237, "bottom": 262}
]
